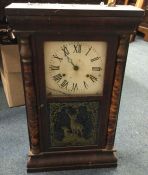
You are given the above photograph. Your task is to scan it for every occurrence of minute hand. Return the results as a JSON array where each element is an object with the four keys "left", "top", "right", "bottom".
[
  {"left": 65, "top": 55, "right": 79, "bottom": 71},
  {"left": 65, "top": 55, "right": 75, "bottom": 67}
]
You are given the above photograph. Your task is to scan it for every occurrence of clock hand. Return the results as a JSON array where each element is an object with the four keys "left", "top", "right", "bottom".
[
  {"left": 66, "top": 55, "right": 75, "bottom": 66},
  {"left": 65, "top": 55, "right": 79, "bottom": 71}
]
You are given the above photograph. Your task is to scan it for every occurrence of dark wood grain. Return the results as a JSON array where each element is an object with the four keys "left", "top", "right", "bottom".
[
  {"left": 106, "top": 34, "right": 130, "bottom": 149},
  {"left": 19, "top": 36, "right": 40, "bottom": 154}
]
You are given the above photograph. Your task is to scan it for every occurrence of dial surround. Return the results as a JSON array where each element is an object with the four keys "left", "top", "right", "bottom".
[{"left": 44, "top": 41, "right": 107, "bottom": 96}]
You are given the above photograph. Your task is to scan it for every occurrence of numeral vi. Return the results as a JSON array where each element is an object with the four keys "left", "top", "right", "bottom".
[{"left": 71, "top": 83, "right": 78, "bottom": 92}]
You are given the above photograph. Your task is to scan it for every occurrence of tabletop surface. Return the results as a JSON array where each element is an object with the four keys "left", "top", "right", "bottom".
[
  {"left": 6, "top": 3, "right": 143, "bottom": 11},
  {"left": 5, "top": 3, "right": 144, "bottom": 18}
]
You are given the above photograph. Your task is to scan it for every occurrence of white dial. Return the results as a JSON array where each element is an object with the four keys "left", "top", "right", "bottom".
[{"left": 44, "top": 41, "right": 107, "bottom": 96}]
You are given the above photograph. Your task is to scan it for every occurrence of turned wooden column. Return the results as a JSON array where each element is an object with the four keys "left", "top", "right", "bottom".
[
  {"left": 106, "top": 35, "right": 130, "bottom": 149},
  {"left": 19, "top": 36, "right": 40, "bottom": 154}
]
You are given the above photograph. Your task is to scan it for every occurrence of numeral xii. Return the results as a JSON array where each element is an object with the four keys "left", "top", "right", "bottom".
[{"left": 73, "top": 44, "right": 81, "bottom": 53}]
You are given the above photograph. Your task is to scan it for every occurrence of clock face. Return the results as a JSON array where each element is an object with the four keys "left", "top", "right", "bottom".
[{"left": 44, "top": 41, "right": 107, "bottom": 96}]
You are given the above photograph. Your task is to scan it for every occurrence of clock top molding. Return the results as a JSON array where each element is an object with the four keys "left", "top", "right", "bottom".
[{"left": 5, "top": 3, "right": 144, "bottom": 34}]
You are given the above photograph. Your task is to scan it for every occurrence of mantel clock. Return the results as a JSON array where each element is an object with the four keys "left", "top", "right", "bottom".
[{"left": 5, "top": 3, "right": 143, "bottom": 172}]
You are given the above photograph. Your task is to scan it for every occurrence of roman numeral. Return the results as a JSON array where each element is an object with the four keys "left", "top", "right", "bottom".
[
  {"left": 92, "top": 67, "right": 102, "bottom": 71},
  {"left": 53, "top": 54, "right": 63, "bottom": 62},
  {"left": 53, "top": 74, "right": 63, "bottom": 82},
  {"left": 87, "top": 74, "right": 98, "bottom": 82},
  {"left": 71, "top": 83, "right": 78, "bottom": 92},
  {"left": 60, "top": 80, "right": 69, "bottom": 89},
  {"left": 85, "top": 46, "right": 92, "bottom": 56},
  {"left": 83, "top": 81, "right": 88, "bottom": 89},
  {"left": 49, "top": 65, "right": 60, "bottom": 70},
  {"left": 91, "top": 57, "right": 100, "bottom": 62},
  {"left": 73, "top": 44, "right": 81, "bottom": 53},
  {"left": 61, "top": 45, "right": 69, "bottom": 56}
]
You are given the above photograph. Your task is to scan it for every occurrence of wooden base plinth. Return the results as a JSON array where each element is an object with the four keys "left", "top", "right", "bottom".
[{"left": 27, "top": 150, "right": 117, "bottom": 172}]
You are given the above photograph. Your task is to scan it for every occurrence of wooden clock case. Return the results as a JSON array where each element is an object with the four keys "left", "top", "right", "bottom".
[{"left": 5, "top": 3, "right": 143, "bottom": 172}]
